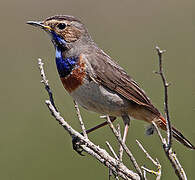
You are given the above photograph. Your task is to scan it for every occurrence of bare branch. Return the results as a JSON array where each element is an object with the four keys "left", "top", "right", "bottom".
[
  {"left": 165, "top": 149, "right": 187, "bottom": 180},
  {"left": 143, "top": 169, "right": 147, "bottom": 180},
  {"left": 109, "top": 169, "right": 112, "bottom": 180},
  {"left": 152, "top": 122, "right": 167, "bottom": 147},
  {"left": 153, "top": 122, "right": 187, "bottom": 180},
  {"left": 106, "top": 115, "right": 143, "bottom": 179},
  {"left": 106, "top": 141, "right": 119, "bottom": 160},
  {"left": 116, "top": 124, "right": 124, "bottom": 162},
  {"left": 155, "top": 46, "right": 172, "bottom": 150},
  {"left": 154, "top": 46, "right": 187, "bottom": 179},
  {"left": 136, "top": 140, "right": 160, "bottom": 168},
  {"left": 141, "top": 166, "right": 161, "bottom": 180},
  {"left": 136, "top": 140, "right": 161, "bottom": 180},
  {"left": 73, "top": 100, "right": 88, "bottom": 139},
  {"left": 38, "top": 58, "right": 58, "bottom": 111},
  {"left": 106, "top": 141, "right": 120, "bottom": 180}
]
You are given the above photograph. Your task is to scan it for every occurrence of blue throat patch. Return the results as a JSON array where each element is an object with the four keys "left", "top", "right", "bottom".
[
  {"left": 51, "top": 31, "right": 66, "bottom": 47},
  {"left": 50, "top": 31, "right": 78, "bottom": 77},
  {"left": 55, "top": 47, "right": 78, "bottom": 77}
]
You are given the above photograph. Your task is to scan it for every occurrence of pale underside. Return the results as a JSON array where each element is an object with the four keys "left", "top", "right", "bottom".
[{"left": 70, "top": 75, "right": 157, "bottom": 123}]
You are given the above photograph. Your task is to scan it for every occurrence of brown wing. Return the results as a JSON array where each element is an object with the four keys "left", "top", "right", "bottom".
[{"left": 85, "top": 48, "right": 160, "bottom": 115}]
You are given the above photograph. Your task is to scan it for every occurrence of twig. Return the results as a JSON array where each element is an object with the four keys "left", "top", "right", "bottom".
[
  {"left": 106, "top": 141, "right": 119, "bottom": 160},
  {"left": 141, "top": 166, "right": 161, "bottom": 180},
  {"left": 154, "top": 47, "right": 187, "bottom": 179},
  {"left": 136, "top": 140, "right": 161, "bottom": 180},
  {"left": 165, "top": 149, "right": 187, "bottom": 180},
  {"left": 155, "top": 46, "right": 172, "bottom": 150},
  {"left": 106, "top": 115, "right": 143, "bottom": 179},
  {"left": 38, "top": 58, "right": 58, "bottom": 111},
  {"left": 136, "top": 140, "right": 160, "bottom": 167},
  {"left": 109, "top": 169, "right": 112, "bottom": 180},
  {"left": 143, "top": 169, "right": 147, "bottom": 180},
  {"left": 152, "top": 122, "right": 167, "bottom": 147},
  {"left": 153, "top": 122, "right": 187, "bottom": 180},
  {"left": 73, "top": 100, "right": 88, "bottom": 139},
  {"left": 106, "top": 141, "right": 120, "bottom": 180},
  {"left": 116, "top": 124, "right": 124, "bottom": 162}
]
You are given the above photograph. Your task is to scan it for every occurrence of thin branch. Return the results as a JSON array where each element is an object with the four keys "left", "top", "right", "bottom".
[
  {"left": 155, "top": 46, "right": 172, "bottom": 150},
  {"left": 106, "top": 115, "right": 143, "bottom": 179},
  {"left": 109, "top": 169, "right": 113, "bottom": 180},
  {"left": 152, "top": 122, "right": 167, "bottom": 147},
  {"left": 154, "top": 47, "right": 187, "bottom": 179},
  {"left": 141, "top": 166, "right": 161, "bottom": 180},
  {"left": 106, "top": 141, "right": 119, "bottom": 160},
  {"left": 136, "top": 140, "right": 160, "bottom": 168},
  {"left": 106, "top": 141, "right": 120, "bottom": 180},
  {"left": 153, "top": 122, "right": 187, "bottom": 180},
  {"left": 73, "top": 100, "right": 88, "bottom": 139},
  {"left": 165, "top": 149, "right": 187, "bottom": 180},
  {"left": 116, "top": 124, "right": 124, "bottom": 162},
  {"left": 38, "top": 58, "right": 58, "bottom": 111},
  {"left": 143, "top": 169, "right": 147, "bottom": 180},
  {"left": 136, "top": 140, "right": 161, "bottom": 180}
]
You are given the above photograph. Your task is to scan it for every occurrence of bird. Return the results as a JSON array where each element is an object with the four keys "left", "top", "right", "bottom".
[{"left": 27, "top": 15, "right": 195, "bottom": 151}]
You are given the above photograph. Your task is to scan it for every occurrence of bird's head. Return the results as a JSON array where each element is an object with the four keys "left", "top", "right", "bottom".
[{"left": 27, "top": 15, "right": 91, "bottom": 50}]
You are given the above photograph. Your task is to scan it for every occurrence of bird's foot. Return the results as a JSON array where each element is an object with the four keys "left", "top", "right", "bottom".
[
  {"left": 145, "top": 124, "right": 155, "bottom": 136},
  {"left": 72, "top": 135, "right": 85, "bottom": 156}
]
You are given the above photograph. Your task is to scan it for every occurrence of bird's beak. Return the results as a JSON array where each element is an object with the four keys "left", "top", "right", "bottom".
[{"left": 27, "top": 21, "right": 52, "bottom": 31}]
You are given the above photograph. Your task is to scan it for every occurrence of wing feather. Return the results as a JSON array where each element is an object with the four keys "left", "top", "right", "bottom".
[{"left": 84, "top": 48, "right": 160, "bottom": 115}]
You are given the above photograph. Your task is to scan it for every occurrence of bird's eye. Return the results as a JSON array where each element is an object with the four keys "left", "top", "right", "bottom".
[{"left": 57, "top": 23, "right": 66, "bottom": 30}]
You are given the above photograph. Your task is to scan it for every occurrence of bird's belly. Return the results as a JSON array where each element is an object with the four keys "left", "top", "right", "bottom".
[{"left": 69, "top": 77, "right": 130, "bottom": 116}]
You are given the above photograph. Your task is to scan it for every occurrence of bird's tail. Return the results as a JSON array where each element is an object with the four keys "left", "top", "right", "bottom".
[{"left": 157, "top": 115, "right": 195, "bottom": 150}]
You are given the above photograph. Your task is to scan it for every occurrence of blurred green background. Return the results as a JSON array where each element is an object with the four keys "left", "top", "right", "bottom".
[{"left": 0, "top": 0, "right": 194, "bottom": 179}]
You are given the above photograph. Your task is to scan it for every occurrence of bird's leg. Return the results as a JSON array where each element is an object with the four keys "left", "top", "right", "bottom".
[
  {"left": 84, "top": 116, "right": 116, "bottom": 134},
  {"left": 122, "top": 115, "right": 131, "bottom": 143},
  {"left": 119, "top": 115, "right": 131, "bottom": 161},
  {"left": 72, "top": 116, "right": 116, "bottom": 155}
]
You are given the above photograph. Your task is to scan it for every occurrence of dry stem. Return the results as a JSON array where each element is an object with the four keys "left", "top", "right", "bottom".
[{"left": 154, "top": 46, "right": 187, "bottom": 180}]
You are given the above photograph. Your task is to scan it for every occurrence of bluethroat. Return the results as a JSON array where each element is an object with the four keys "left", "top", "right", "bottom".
[{"left": 27, "top": 15, "right": 194, "bottom": 150}]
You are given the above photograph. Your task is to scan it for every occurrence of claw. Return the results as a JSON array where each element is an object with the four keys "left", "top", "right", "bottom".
[{"left": 72, "top": 135, "right": 85, "bottom": 156}]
